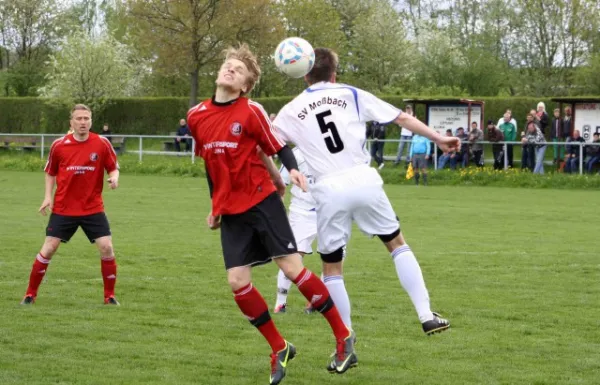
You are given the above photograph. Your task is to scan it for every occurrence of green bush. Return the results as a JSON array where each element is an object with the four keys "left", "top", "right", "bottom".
[
  {"left": 1, "top": 95, "right": 590, "bottom": 135},
  {"left": 1, "top": 152, "right": 598, "bottom": 189}
]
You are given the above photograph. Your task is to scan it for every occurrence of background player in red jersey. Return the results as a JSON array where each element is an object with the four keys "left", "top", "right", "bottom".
[
  {"left": 187, "top": 44, "right": 356, "bottom": 385},
  {"left": 21, "top": 104, "right": 121, "bottom": 306}
]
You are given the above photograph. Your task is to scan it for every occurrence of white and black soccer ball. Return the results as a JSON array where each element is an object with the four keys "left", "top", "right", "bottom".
[{"left": 273, "top": 37, "right": 315, "bottom": 79}]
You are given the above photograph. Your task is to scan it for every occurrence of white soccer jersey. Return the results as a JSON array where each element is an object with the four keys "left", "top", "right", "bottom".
[
  {"left": 273, "top": 81, "right": 402, "bottom": 178},
  {"left": 279, "top": 147, "right": 317, "bottom": 212}
]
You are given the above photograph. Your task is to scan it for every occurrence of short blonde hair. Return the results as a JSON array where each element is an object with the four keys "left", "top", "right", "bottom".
[
  {"left": 71, "top": 104, "right": 91, "bottom": 118},
  {"left": 223, "top": 43, "right": 260, "bottom": 95}
]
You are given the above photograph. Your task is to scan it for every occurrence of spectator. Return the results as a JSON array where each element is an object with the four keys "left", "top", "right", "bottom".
[
  {"left": 455, "top": 127, "right": 470, "bottom": 168},
  {"left": 174, "top": 118, "right": 192, "bottom": 152},
  {"left": 521, "top": 114, "right": 536, "bottom": 170},
  {"left": 536, "top": 102, "right": 549, "bottom": 135},
  {"left": 565, "top": 129, "right": 586, "bottom": 173},
  {"left": 408, "top": 133, "right": 431, "bottom": 185},
  {"left": 437, "top": 129, "right": 457, "bottom": 170},
  {"left": 101, "top": 123, "right": 112, "bottom": 143},
  {"left": 367, "top": 121, "right": 386, "bottom": 170},
  {"left": 585, "top": 132, "right": 600, "bottom": 174},
  {"left": 394, "top": 104, "right": 414, "bottom": 166},
  {"left": 468, "top": 121, "right": 484, "bottom": 167},
  {"left": 562, "top": 106, "right": 573, "bottom": 140},
  {"left": 522, "top": 119, "right": 546, "bottom": 174},
  {"left": 498, "top": 111, "right": 517, "bottom": 168},
  {"left": 487, "top": 120, "right": 505, "bottom": 170},
  {"left": 549, "top": 108, "right": 564, "bottom": 164}
]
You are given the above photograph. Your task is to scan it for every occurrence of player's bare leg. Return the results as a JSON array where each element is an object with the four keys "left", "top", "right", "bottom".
[
  {"left": 95, "top": 236, "right": 119, "bottom": 305},
  {"left": 21, "top": 236, "right": 61, "bottom": 304},
  {"left": 383, "top": 231, "right": 449, "bottom": 335},
  {"left": 276, "top": 253, "right": 356, "bottom": 374},
  {"left": 274, "top": 252, "right": 306, "bottom": 313},
  {"left": 227, "top": 266, "right": 295, "bottom": 385}
]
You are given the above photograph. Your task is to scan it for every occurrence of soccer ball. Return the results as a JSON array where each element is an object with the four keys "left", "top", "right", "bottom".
[{"left": 274, "top": 37, "right": 315, "bottom": 79}]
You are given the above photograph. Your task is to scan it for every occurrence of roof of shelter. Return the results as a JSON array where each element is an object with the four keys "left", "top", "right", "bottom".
[
  {"left": 551, "top": 97, "right": 600, "bottom": 104},
  {"left": 403, "top": 98, "right": 484, "bottom": 105}
]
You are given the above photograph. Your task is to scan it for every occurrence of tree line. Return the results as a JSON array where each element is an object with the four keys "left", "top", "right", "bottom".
[{"left": 0, "top": 0, "right": 599, "bottom": 109}]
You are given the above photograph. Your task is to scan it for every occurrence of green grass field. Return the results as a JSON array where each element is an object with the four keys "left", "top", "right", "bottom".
[{"left": 1, "top": 171, "right": 598, "bottom": 385}]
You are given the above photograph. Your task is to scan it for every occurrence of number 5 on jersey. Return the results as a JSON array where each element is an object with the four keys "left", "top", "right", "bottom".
[{"left": 316, "top": 110, "right": 344, "bottom": 154}]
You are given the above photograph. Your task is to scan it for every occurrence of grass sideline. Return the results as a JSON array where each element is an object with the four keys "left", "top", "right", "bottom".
[
  {"left": 1, "top": 172, "right": 599, "bottom": 384},
  {"left": 1, "top": 151, "right": 599, "bottom": 189}
]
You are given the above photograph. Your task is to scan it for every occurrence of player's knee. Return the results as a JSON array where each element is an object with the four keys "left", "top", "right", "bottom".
[
  {"left": 320, "top": 247, "right": 345, "bottom": 264},
  {"left": 97, "top": 242, "right": 114, "bottom": 257},
  {"left": 227, "top": 270, "right": 251, "bottom": 291},
  {"left": 41, "top": 237, "right": 61, "bottom": 258}
]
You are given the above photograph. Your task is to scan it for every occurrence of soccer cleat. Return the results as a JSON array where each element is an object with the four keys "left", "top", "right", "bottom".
[
  {"left": 270, "top": 341, "right": 296, "bottom": 385},
  {"left": 104, "top": 296, "right": 120, "bottom": 306},
  {"left": 274, "top": 304, "right": 287, "bottom": 314},
  {"left": 20, "top": 295, "right": 35, "bottom": 305},
  {"left": 303, "top": 302, "right": 314, "bottom": 314},
  {"left": 422, "top": 312, "right": 450, "bottom": 335},
  {"left": 327, "top": 329, "right": 357, "bottom": 374}
]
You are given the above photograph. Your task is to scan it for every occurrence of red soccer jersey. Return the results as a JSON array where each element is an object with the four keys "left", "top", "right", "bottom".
[
  {"left": 44, "top": 132, "right": 119, "bottom": 216},
  {"left": 187, "top": 97, "right": 285, "bottom": 216}
]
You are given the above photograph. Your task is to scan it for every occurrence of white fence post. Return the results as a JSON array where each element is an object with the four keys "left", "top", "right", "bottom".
[
  {"left": 503, "top": 142, "right": 508, "bottom": 170},
  {"left": 41, "top": 134, "right": 45, "bottom": 159},
  {"left": 434, "top": 143, "right": 438, "bottom": 170},
  {"left": 139, "top": 136, "right": 143, "bottom": 162},
  {"left": 191, "top": 138, "right": 196, "bottom": 164},
  {"left": 579, "top": 143, "right": 583, "bottom": 175}
]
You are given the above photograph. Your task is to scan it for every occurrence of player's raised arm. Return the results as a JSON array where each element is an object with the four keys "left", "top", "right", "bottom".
[{"left": 394, "top": 113, "right": 461, "bottom": 154}]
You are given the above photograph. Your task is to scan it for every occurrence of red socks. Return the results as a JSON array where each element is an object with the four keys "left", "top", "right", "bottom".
[
  {"left": 101, "top": 257, "right": 117, "bottom": 299},
  {"left": 234, "top": 283, "right": 286, "bottom": 353},
  {"left": 26, "top": 253, "right": 50, "bottom": 297},
  {"left": 293, "top": 268, "right": 349, "bottom": 340}
]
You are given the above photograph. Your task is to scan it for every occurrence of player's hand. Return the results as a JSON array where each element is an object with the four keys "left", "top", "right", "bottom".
[
  {"left": 207, "top": 213, "right": 221, "bottom": 230},
  {"left": 274, "top": 177, "right": 286, "bottom": 198},
  {"left": 39, "top": 197, "right": 52, "bottom": 216},
  {"left": 107, "top": 176, "right": 119, "bottom": 189},
  {"left": 289, "top": 169, "right": 307, "bottom": 192},
  {"left": 436, "top": 136, "right": 461, "bottom": 154}
]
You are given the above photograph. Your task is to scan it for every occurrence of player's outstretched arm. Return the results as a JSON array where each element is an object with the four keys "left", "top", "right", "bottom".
[
  {"left": 394, "top": 113, "right": 461, "bottom": 154},
  {"left": 257, "top": 146, "right": 286, "bottom": 197},
  {"left": 107, "top": 169, "right": 119, "bottom": 190},
  {"left": 39, "top": 173, "right": 56, "bottom": 216},
  {"left": 277, "top": 145, "right": 307, "bottom": 192}
]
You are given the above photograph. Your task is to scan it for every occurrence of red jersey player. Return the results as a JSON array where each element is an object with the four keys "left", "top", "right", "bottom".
[
  {"left": 187, "top": 44, "right": 355, "bottom": 385},
  {"left": 21, "top": 104, "right": 121, "bottom": 306}
]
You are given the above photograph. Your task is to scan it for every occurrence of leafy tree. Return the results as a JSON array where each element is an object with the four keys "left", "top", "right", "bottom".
[{"left": 40, "top": 32, "right": 144, "bottom": 110}]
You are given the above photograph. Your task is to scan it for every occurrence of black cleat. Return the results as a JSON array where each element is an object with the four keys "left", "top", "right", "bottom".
[
  {"left": 422, "top": 312, "right": 450, "bottom": 335},
  {"left": 104, "top": 296, "right": 120, "bottom": 306},
  {"left": 327, "top": 329, "right": 358, "bottom": 374},
  {"left": 20, "top": 295, "right": 35, "bottom": 305},
  {"left": 270, "top": 341, "right": 296, "bottom": 385}
]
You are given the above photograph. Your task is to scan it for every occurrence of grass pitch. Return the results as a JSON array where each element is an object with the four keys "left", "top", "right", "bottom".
[{"left": 0, "top": 171, "right": 598, "bottom": 385}]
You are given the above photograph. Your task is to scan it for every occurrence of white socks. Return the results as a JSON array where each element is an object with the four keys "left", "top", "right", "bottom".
[
  {"left": 324, "top": 275, "right": 352, "bottom": 328},
  {"left": 391, "top": 245, "right": 434, "bottom": 323},
  {"left": 275, "top": 269, "right": 293, "bottom": 307}
]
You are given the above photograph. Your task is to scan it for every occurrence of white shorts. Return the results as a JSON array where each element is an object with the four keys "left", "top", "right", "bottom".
[
  {"left": 311, "top": 165, "right": 399, "bottom": 254},
  {"left": 288, "top": 208, "right": 317, "bottom": 254}
]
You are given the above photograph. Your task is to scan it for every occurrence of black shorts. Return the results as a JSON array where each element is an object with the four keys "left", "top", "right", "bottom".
[
  {"left": 46, "top": 212, "right": 111, "bottom": 243},
  {"left": 221, "top": 192, "right": 298, "bottom": 270}
]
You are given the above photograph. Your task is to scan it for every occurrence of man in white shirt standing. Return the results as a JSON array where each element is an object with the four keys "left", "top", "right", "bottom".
[
  {"left": 273, "top": 48, "right": 459, "bottom": 368},
  {"left": 394, "top": 104, "right": 414, "bottom": 166}
]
